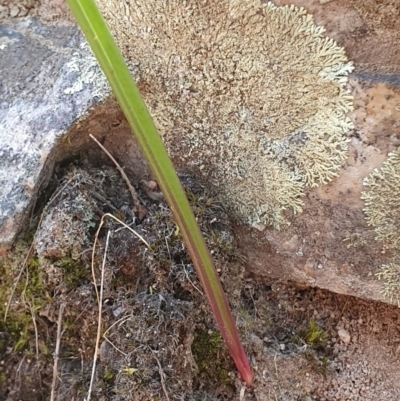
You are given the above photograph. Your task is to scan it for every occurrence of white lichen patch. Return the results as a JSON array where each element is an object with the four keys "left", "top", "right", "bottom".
[
  {"left": 63, "top": 42, "right": 109, "bottom": 99},
  {"left": 362, "top": 148, "right": 400, "bottom": 306},
  {"left": 361, "top": 147, "right": 400, "bottom": 251},
  {"left": 98, "top": 0, "right": 354, "bottom": 229},
  {"left": 376, "top": 263, "right": 400, "bottom": 307}
]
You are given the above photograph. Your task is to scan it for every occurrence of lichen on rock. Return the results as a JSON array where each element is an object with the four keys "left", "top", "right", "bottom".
[
  {"left": 98, "top": 0, "right": 354, "bottom": 229},
  {"left": 362, "top": 147, "right": 400, "bottom": 306},
  {"left": 376, "top": 263, "right": 400, "bottom": 307},
  {"left": 34, "top": 168, "right": 99, "bottom": 261},
  {"left": 361, "top": 147, "right": 400, "bottom": 252}
]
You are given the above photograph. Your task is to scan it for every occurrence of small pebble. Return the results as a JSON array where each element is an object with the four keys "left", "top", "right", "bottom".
[
  {"left": 147, "top": 180, "right": 157, "bottom": 190},
  {"left": 9, "top": 5, "right": 20, "bottom": 17},
  {"left": 338, "top": 328, "right": 351, "bottom": 345},
  {"left": 113, "top": 306, "right": 124, "bottom": 317}
]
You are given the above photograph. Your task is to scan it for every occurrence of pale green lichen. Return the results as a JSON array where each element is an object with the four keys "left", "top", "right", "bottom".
[
  {"left": 361, "top": 147, "right": 400, "bottom": 251},
  {"left": 362, "top": 147, "right": 400, "bottom": 305},
  {"left": 98, "top": 0, "right": 354, "bottom": 229},
  {"left": 376, "top": 263, "right": 400, "bottom": 307}
]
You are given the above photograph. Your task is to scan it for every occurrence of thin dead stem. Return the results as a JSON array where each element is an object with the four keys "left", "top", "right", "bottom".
[
  {"left": 103, "top": 336, "right": 128, "bottom": 357},
  {"left": 183, "top": 265, "right": 203, "bottom": 296},
  {"left": 50, "top": 303, "right": 65, "bottom": 401},
  {"left": 149, "top": 348, "right": 171, "bottom": 401},
  {"left": 91, "top": 213, "right": 149, "bottom": 303},
  {"left": 105, "top": 213, "right": 150, "bottom": 247},
  {"left": 87, "top": 230, "right": 111, "bottom": 401},
  {"left": 89, "top": 134, "right": 140, "bottom": 208},
  {"left": 4, "top": 239, "right": 36, "bottom": 323},
  {"left": 28, "top": 302, "right": 39, "bottom": 357},
  {"left": 102, "top": 315, "right": 133, "bottom": 357}
]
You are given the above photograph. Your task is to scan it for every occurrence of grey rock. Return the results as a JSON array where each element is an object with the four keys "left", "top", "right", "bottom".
[{"left": 0, "top": 16, "right": 109, "bottom": 252}]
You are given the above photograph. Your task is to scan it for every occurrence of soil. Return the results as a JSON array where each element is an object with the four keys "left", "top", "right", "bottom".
[{"left": 1, "top": 151, "right": 400, "bottom": 401}]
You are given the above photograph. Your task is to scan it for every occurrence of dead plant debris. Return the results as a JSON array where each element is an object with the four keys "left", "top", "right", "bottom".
[{"left": 1, "top": 157, "right": 400, "bottom": 400}]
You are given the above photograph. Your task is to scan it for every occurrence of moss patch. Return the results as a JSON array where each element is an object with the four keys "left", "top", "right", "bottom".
[{"left": 191, "top": 329, "right": 233, "bottom": 386}]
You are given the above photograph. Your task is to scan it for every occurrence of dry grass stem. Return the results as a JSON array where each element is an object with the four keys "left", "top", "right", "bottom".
[
  {"left": 105, "top": 214, "right": 150, "bottom": 248},
  {"left": 103, "top": 336, "right": 128, "bottom": 357},
  {"left": 50, "top": 302, "right": 65, "bottom": 401},
  {"left": 28, "top": 302, "right": 39, "bottom": 357},
  {"left": 102, "top": 315, "right": 133, "bottom": 357},
  {"left": 89, "top": 134, "right": 140, "bottom": 208},
  {"left": 150, "top": 348, "right": 171, "bottom": 401},
  {"left": 91, "top": 213, "right": 149, "bottom": 304},
  {"left": 4, "top": 247, "right": 32, "bottom": 322},
  {"left": 183, "top": 266, "right": 203, "bottom": 296},
  {"left": 87, "top": 230, "right": 111, "bottom": 401}
]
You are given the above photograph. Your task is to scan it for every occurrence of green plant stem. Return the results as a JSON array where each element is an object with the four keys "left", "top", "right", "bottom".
[{"left": 66, "top": 0, "right": 252, "bottom": 386}]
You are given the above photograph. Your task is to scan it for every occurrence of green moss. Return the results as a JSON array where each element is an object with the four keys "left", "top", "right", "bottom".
[
  {"left": 0, "top": 313, "right": 30, "bottom": 352},
  {"left": 206, "top": 230, "right": 238, "bottom": 261},
  {"left": 191, "top": 329, "right": 233, "bottom": 386},
  {"left": 236, "top": 308, "right": 255, "bottom": 332},
  {"left": 185, "top": 188, "right": 214, "bottom": 220},
  {"left": 54, "top": 257, "right": 87, "bottom": 287},
  {"left": 103, "top": 367, "right": 116, "bottom": 381},
  {"left": 296, "top": 320, "right": 330, "bottom": 376},
  {"left": 301, "top": 320, "right": 328, "bottom": 348},
  {"left": 0, "top": 244, "right": 52, "bottom": 352}
]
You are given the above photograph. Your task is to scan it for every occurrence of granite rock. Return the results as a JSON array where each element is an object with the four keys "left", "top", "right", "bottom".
[{"left": 0, "top": 16, "right": 108, "bottom": 252}]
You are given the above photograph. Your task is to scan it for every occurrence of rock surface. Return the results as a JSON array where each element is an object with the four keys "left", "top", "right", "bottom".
[
  {"left": 1, "top": 0, "right": 400, "bottom": 306},
  {"left": 239, "top": 74, "right": 400, "bottom": 304},
  {"left": 0, "top": 15, "right": 108, "bottom": 252},
  {"left": 238, "top": 0, "right": 400, "bottom": 305}
]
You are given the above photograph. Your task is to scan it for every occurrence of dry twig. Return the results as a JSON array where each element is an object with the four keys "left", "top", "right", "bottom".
[
  {"left": 89, "top": 134, "right": 140, "bottom": 208},
  {"left": 28, "top": 301, "right": 39, "bottom": 357},
  {"left": 102, "top": 314, "right": 133, "bottom": 357}
]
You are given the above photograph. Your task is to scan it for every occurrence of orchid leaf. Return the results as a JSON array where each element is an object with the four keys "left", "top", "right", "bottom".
[{"left": 66, "top": 0, "right": 253, "bottom": 386}]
